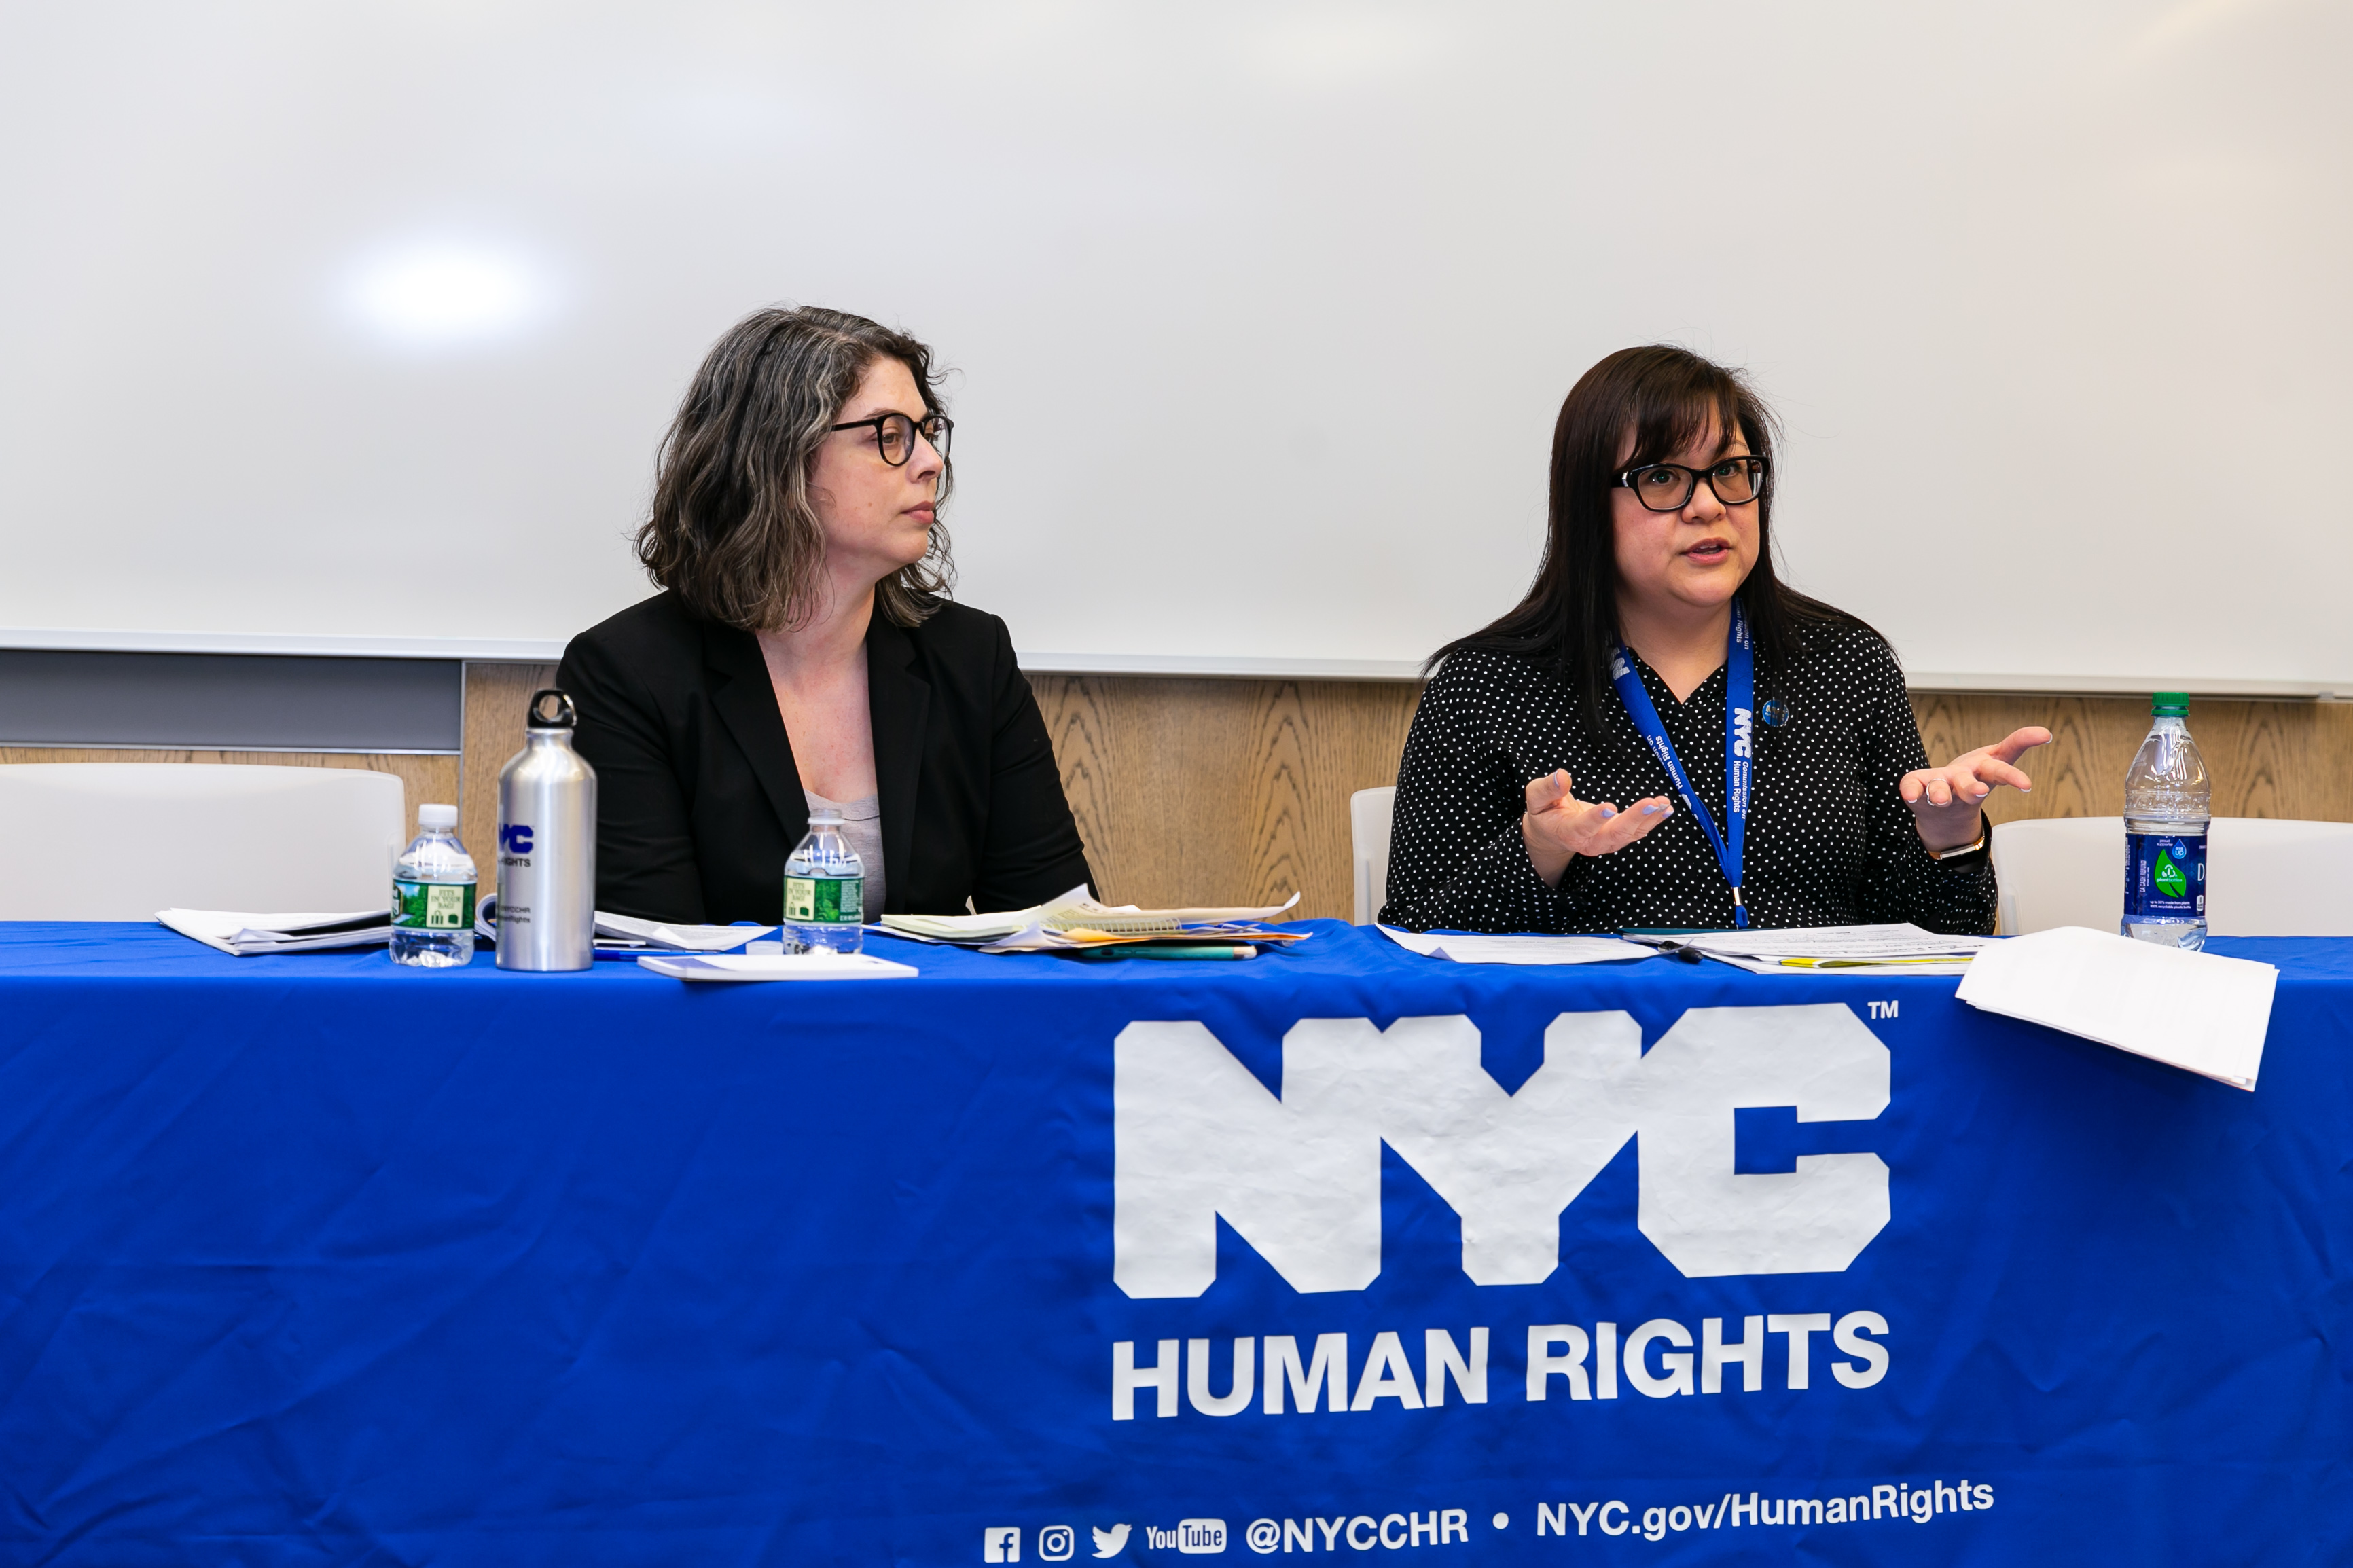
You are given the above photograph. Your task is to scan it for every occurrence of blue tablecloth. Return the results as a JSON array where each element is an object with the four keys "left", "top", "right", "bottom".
[{"left": 0, "top": 922, "right": 2346, "bottom": 1565}]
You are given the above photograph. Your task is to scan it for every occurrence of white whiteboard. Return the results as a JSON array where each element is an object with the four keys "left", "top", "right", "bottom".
[{"left": 1, "top": 1, "right": 2346, "bottom": 693}]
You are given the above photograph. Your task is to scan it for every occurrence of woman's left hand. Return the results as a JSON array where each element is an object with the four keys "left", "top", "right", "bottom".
[{"left": 1900, "top": 727, "right": 2052, "bottom": 852}]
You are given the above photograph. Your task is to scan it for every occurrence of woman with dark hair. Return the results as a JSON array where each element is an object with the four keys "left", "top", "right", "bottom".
[
  {"left": 1381, "top": 346, "right": 2045, "bottom": 934},
  {"left": 557, "top": 306, "right": 1094, "bottom": 922}
]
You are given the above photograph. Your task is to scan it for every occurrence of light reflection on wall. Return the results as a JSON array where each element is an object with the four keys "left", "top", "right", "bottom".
[{"left": 344, "top": 242, "right": 559, "bottom": 350}]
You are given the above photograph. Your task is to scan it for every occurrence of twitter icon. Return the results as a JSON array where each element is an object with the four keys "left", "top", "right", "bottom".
[{"left": 1091, "top": 1524, "right": 1131, "bottom": 1558}]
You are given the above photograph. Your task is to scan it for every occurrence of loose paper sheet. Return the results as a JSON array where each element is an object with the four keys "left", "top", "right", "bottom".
[
  {"left": 1376, "top": 926, "right": 1657, "bottom": 966},
  {"left": 1955, "top": 925, "right": 2278, "bottom": 1090},
  {"left": 636, "top": 952, "right": 917, "bottom": 981}
]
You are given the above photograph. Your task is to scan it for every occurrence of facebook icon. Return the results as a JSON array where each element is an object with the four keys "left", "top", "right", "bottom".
[{"left": 985, "top": 1527, "right": 1020, "bottom": 1562}]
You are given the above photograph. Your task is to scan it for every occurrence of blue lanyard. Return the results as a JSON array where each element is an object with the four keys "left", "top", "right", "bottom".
[{"left": 1608, "top": 603, "right": 1755, "bottom": 927}]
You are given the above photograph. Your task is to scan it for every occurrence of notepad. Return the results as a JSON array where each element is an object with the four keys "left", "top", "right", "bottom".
[{"left": 1954, "top": 925, "right": 2278, "bottom": 1090}]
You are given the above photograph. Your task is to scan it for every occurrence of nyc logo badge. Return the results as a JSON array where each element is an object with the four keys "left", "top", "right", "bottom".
[{"left": 1113, "top": 1004, "right": 1890, "bottom": 1294}]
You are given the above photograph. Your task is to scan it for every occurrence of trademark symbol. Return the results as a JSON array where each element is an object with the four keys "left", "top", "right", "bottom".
[{"left": 1867, "top": 1001, "right": 1898, "bottom": 1021}]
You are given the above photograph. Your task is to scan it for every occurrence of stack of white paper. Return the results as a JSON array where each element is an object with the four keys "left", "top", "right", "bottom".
[
  {"left": 881, "top": 886, "right": 1303, "bottom": 953},
  {"left": 474, "top": 899, "right": 770, "bottom": 951},
  {"left": 164, "top": 905, "right": 772, "bottom": 957},
  {"left": 1636, "top": 924, "right": 1994, "bottom": 976},
  {"left": 588, "top": 911, "right": 775, "bottom": 952},
  {"left": 158, "top": 909, "right": 390, "bottom": 955},
  {"left": 637, "top": 951, "right": 917, "bottom": 982},
  {"left": 1376, "top": 926, "right": 1656, "bottom": 966},
  {"left": 1954, "top": 925, "right": 2278, "bottom": 1090}
]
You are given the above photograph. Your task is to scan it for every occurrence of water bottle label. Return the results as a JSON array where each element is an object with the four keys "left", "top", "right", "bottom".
[
  {"left": 785, "top": 875, "right": 863, "bottom": 925},
  {"left": 2123, "top": 831, "right": 2206, "bottom": 919},
  {"left": 394, "top": 879, "right": 478, "bottom": 930}
]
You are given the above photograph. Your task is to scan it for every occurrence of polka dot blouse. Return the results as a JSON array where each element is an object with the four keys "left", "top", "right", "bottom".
[{"left": 1380, "top": 621, "right": 1997, "bottom": 935}]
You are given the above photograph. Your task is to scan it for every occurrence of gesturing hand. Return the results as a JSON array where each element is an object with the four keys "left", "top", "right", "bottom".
[
  {"left": 1521, "top": 769, "right": 1675, "bottom": 887},
  {"left": 1900, "top": 727, "right": 2051, "bottom": 853}
]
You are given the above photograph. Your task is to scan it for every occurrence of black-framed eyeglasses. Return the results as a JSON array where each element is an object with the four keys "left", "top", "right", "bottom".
[
  {"left": 1615, "top": 454, "right": 1770, "bottom": 512},
  {"left": 829, "top": 411, "right": 952, "bottom": 467}
]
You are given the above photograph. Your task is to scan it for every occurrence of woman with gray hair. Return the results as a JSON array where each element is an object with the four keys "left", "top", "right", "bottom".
[{"left": 557, "top": 306, "right": 1094, "bottom": 922}]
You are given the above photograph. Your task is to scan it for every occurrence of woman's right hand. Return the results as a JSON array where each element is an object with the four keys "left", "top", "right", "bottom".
[{"left": 1521, "top": 769, "right": 1674, "bottom": 887}]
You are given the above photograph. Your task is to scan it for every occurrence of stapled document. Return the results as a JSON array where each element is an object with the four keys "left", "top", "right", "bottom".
[{"left": 1955, "top": 925, "right": 2278, "bottom": 1090}]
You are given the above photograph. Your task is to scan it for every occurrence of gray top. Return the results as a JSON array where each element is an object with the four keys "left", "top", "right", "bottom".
[{"left": 802, "top": 787, "right": 885, "bottom": 916}]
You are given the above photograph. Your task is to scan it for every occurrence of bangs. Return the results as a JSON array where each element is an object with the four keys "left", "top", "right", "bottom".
[{"left": 1620, "top": 376, "right": 1752, "bottom": 472}]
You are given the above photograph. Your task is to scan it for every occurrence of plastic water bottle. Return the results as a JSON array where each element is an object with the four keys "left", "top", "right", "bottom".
[
  {"left": 392, "top": 803, "right": 477, "bottom": 967},
  {"left": 783, "top": 809, "right": 864, "bottom": 954},
  {"left": 2122, "top": 692, "right": 2210, "bottom": 951}
]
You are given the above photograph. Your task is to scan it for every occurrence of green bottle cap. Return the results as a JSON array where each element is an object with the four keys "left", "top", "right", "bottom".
[{"left": 2151, "top": 691, "right": 2189, "bottom": 716}]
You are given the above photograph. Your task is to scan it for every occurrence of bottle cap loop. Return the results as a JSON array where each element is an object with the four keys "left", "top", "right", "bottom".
[{"left": 527, "top": 689, "right": 578, "bottom": 729}]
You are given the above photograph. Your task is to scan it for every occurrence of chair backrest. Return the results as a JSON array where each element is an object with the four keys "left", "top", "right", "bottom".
[
  {"left": 1989, "top": 817, "right": 2120, "bottom": 936},
  {"left": 2207, "top": 818, "right": 2353, "bottom": 936},
  {"left": 0, "top": 763, "right": 408, "bottom": 920},
  {"left": 1990, "top": 815, "right": 2353, "bottom": 938},
  {"left": 1350, "top": 786, "right": 1396, "bottom": 926}
]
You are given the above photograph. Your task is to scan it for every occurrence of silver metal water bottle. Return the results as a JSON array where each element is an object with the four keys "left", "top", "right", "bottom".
[{"left": 495, "top": 689, "right": 598, "bottom": 972}]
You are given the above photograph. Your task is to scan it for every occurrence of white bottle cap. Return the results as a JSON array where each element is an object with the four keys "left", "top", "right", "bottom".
[
  {"left": 808, "top": 808, "right": 844, "bottom": 824},
  {"left": 418, "top": 803, "right": 459, "bottom": 830}
]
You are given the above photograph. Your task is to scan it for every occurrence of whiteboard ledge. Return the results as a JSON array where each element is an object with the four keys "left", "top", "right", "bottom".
[
  {"left": 1014, "top": 651, "right": 1425, "bottom": 681},
  {"left": 0, "top": 632, "right": 2342, "bottom": 697},
  {"left": 1905, "top": 671, "right": 2352, "bottom": 700},
  {"left": 0, "top": 627, "right": 568, "bottom": 662},
  {"left": 1016, "top": 657, "right": 2352, "bottom": 696}
]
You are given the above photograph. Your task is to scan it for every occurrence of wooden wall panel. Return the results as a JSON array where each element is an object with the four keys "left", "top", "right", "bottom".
[
  {"left": 1911, "top": 693, "right": 2353, "bottom": 828},
  {"left": 460, "top": 662, "right": 560, "bottom": 862},
  {"left": 10, "top": 672, "right": 2346, "bottom": 930},
  {"left": 1037, "top": 679, "right": 2353, "bottom": 922},
  {"left": 1030, "top": 676, "right": 1420, "bottom": 918}
]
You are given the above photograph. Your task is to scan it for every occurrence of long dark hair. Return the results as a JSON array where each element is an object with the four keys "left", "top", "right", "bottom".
[
  {"left": 636, "top": 306, "right": 954, "bottom": 632},
  {"left": 1432, "top": 344, "right": 1855, "bottom": 731}
]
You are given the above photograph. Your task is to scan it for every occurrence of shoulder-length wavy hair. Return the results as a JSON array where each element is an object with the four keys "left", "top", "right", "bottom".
[
  {"left": 636, "top": 306, "right": 954, "bottom": 632},
  {"left": 1432, "top": 344, "right": 1856, "bottom": 731}
]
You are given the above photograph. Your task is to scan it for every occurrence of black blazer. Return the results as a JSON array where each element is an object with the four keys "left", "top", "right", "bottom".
[{"left": 555, "top": 591, "right": 1094, "bottom": 924}]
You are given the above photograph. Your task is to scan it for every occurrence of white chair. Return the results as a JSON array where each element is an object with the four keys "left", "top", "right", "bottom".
[
  {"left": 1990, "top": 816, "right": 2353, "bottom": 938},
  {"left": 1351, "top": 786, "right": 1396, "bottom": 926},
  {"left": 0, "top": 764, "right": 407, "bottom": 920}
]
